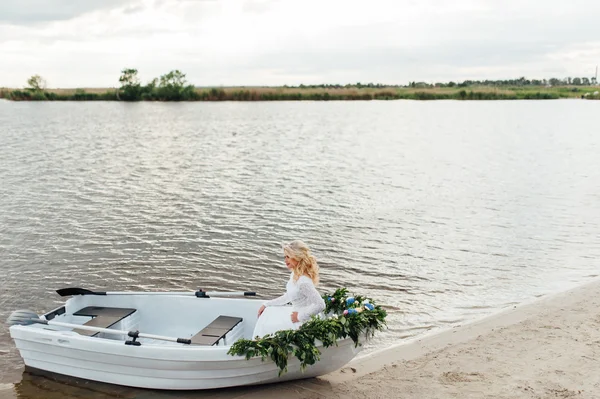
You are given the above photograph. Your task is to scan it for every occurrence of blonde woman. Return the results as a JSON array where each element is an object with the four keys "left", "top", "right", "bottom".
[{"left": 253, "top": 240, "right": 326, "bottom": 338}]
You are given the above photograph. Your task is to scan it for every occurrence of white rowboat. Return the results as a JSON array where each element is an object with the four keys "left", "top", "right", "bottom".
[{"left": 9, "top": 289, "right": 362, "bottom": 390}]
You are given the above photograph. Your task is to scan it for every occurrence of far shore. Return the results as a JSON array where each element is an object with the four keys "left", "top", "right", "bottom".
[{"left": 1, "top": 85, "right": 599, "bottom": 102}]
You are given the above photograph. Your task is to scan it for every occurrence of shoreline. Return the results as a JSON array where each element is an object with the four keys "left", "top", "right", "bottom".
[
  {"left": 331, "top": 275, "right": 600, "bottom": 382},
  {"left": 2, "top": 276, "right": 598, "bottom": 398},
  {"left": 225, "top": 276, "right": 600, "bottom": 398},
  {"left": 1, "top": 85, "right": 599, "bottom": 102}
]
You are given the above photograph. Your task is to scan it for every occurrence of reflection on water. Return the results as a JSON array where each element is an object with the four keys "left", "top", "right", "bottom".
[
  {"left": 14, "top": 370, "right": 141, "bottom": 399},
  {"left": 1, "top": 100, "right": 599, "bottom": 398},
  {"left": 6, "top": 368, "right": 321, "bottom": 399}
]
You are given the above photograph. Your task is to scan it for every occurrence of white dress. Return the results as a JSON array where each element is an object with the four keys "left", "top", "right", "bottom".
[{"left": 252, "top": 273, "right": 326, "bottom": 338}]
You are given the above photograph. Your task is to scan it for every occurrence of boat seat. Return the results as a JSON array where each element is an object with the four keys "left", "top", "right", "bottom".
[
  {"left": 72, "top": 307, "right": 137, "bottom": 337},
  {"left": 191, "top": 315, "right": 243, "bottom": 346}
]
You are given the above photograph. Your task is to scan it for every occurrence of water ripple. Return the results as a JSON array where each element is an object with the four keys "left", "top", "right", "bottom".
[{"left": 1, "top": 100, "right": 600, "bottom": 391}]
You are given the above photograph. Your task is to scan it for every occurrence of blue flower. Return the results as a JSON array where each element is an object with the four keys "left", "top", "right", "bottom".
[
  {"left": 346, "top": 297, "right": 355, "bottom": 305},
  {"left": 364, "top": 303, "right": 374, "bottom": 311},
  {"left": 347, "top": 309, "right": 358, "bottom": 315}
]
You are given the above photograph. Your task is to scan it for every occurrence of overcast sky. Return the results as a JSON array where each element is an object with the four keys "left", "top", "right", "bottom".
[{"left": 1, "top": 0, "right": 599, "bottom": 88}]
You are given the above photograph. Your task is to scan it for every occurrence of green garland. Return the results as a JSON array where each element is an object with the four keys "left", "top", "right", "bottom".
[{"left": 227, "top": 288, "right": 387, "bottom": 375}]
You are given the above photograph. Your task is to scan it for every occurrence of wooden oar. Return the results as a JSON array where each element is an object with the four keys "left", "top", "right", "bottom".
[{"left": 56, "top": 287, "right": 256, "bottom": 298}]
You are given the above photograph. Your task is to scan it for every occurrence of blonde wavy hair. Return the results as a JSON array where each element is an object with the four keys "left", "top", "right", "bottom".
[{"left": 283, "top": 240, "right": 319, "bottom": 285}]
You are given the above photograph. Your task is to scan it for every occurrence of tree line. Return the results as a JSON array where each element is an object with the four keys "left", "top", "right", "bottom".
[
  {"left": 407, "top": 76, "right": 598, "bottom": 88},
  {"left": 289, "top": 76, "right": 599, "bottom": 89}
]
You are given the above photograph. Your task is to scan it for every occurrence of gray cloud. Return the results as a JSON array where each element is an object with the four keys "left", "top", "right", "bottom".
[
  {"left": 1, "top": 0, "right": 599, "bottom": 87},
  {"left": 0, "top": 0, "right": 133, "bottom": 24},
  {"left": 242, "top": 0, "right": 281, "bottom": 14},
  {"left": 236, "top": 8, "right": 600, "bottom": 80},
  {"left": 122, "top": 3, "right": 146, "bottom": 14}
]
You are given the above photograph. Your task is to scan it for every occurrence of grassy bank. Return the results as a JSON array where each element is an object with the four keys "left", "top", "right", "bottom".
[{"left": 1, "top": 85, "right": 599, "bottom": 101}]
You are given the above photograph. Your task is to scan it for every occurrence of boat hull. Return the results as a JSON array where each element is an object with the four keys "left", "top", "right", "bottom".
[{"left": 10, "top": 325, "right": 361, "bottom": 390}]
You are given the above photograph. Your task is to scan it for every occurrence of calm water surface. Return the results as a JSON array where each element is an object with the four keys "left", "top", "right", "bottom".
[{"left": 0, "top": 100, "right": 599, "bottom": 398}]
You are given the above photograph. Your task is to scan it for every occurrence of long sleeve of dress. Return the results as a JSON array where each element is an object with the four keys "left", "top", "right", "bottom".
[
  {"left": 264, "top": 292, "right": 291, "bottom": 307},
  {"left": 296, "top": 280, "right": 326, "bottom": 322}
]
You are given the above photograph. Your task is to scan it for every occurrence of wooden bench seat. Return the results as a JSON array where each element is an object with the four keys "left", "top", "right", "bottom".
[
  {"left": 72, "top": 306, "right": 137, "bottom": 337},
  {"left": 191, "top": 315, "right": 242, "bottom": 346}
]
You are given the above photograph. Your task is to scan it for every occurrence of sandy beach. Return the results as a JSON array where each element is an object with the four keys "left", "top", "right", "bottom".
[
  {"left": 2, "top": 278, "right": 598, "bottom": 399},
  {"left": 218, "top": 278, "right": 600, "bottom": 399}
]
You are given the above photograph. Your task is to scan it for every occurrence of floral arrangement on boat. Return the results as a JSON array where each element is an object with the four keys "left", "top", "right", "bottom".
[{"left": 228, "top": 288, "right": 387, "bottom": 374}]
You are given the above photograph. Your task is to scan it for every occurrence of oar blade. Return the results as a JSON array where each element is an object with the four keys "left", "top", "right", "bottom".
[
  {"left": 7, "top": 310, "right": 40, "bottom": 326},
  {"left": 56, "top": 288, "right": 103, "bottom": 297}
]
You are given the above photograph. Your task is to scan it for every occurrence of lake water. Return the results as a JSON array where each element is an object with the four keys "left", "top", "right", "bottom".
[{"left": 0, "top": 100, "right": 599, "bottom": 398}]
